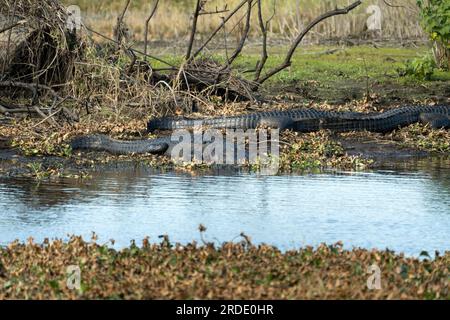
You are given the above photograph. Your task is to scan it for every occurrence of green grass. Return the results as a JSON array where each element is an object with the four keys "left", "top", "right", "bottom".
[
  {"left": 147, "top": 45, "right": 450, "bottom": 103},
  {"left": 234, "top": 46, "right": 429, "bottom": 84},
  {"left": 151, "top": 45, "right": 447, "bottom": 84}
]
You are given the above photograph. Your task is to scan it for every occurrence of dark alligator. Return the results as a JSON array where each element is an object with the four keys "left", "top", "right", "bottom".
[
  {"left": 70, "top": 134, "right": 171, "bottom": 155},
  {"left": 71, "top": 105, "right": 450, "bottom": 155}
]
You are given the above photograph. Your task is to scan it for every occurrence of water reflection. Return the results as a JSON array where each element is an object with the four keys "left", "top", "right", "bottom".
[{"left": 0, "top": 158, "right": 449, "bottom": 256}]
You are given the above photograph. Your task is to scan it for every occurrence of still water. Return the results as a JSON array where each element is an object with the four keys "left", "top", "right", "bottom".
[{"left": 0, "top": 159, "right": 449, "bottom": 256}]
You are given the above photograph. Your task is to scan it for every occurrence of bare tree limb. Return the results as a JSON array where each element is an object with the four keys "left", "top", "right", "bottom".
[
  {"left": 382, "top": 0, "right": 418, "bottom": 13},
  {"left": 186, "top": 0, "right": 203, "bottom": 60},
  {"left": 189, "top": 0, "right": 249, "bottom": 61},
  {"left": 85, "top": 25, "right": 176, "bottom": 68},
  {"left": 144, "top": 0, "right": 160, "bottom": 56},
  {"left": 257, "top": 0, "right": 362, "bottom": 85},
  {"left": 199, "top": 6, "right": 229, "bottom": 16},
  {"left": 254, "top": 0, "right": 275, "bottom": 81},
  {"left": 227, "top": 0, "right": 253, "bottom": 66},
  {"left": 115, "top": 0, "right": 132, "bottom": 46}
]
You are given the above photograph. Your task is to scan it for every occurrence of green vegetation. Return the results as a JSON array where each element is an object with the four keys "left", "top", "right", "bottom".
[
  {"left": 417, "top": 0, "right": 450, "bottom": 70},
  {"left": 278, "top": 131, "right": 372, "bottom": 172},
  {"left": 403, "top": 53, "right": 437, "bottom": 80},
  {"left": 0, "top": 235, "right": 448, "bottom": 299},
  {"left": 153, "top": 45, "right": 450, "bottom": 100},
  {"left": 1, "top": 45, "right": 448, "bottom": 179}
]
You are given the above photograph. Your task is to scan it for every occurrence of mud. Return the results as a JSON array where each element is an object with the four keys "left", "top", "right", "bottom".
[{"left": 0, "top": 135, "right": 436, "bottom": 178}]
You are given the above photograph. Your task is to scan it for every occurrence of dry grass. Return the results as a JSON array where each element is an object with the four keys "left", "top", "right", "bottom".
[
  {"left": 0, "top": 0, "right": 80, "bottom": 84},
  {"left": 0, "top": 236, "right": 448, "bottom": 299},
  {"left": 64, "top": 0, "right": 425, "bottom": 45}
]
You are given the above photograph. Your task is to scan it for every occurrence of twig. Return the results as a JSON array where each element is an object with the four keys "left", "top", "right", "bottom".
[
  {"left": 257, "top": 1, "right": 362, "bottom": 85},
  {"left": 0, "top": 20, "right": 23, "bottom": 34},
  {"left": 85, "top": 26, "right": 176, "bottom": 67},
  {"left": 144, "top": 0, "right": 160, "bottom": 56},
  {"left": 31, "top": 107, "right": 63, "bottom": 128},
  {"left": 3, "top": 0, "right": 17, "bottom": 74},
  {"left": 32, "top": 105, "right": 59, "bottom": 127},
  {"left": 199, "top": 5, "right": 229, "bottom": 16},
  {"left": 186, "top": 0, "right": 203, "bottom": 60},
  {"left": 382, "top": 0, "right": 418, "bottom": 13}
]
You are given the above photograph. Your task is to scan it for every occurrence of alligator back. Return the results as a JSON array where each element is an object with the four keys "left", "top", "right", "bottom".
[
  {"left": 147, "top": 109, "right": 348, "bottom": 132},
  {"left": 147, "top": 105, "right": 450, "bottom": 133}
]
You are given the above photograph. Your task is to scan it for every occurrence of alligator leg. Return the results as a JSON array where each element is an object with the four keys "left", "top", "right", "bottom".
[{"left": 419, "top": 113, "right": 450, "bottom": 129}]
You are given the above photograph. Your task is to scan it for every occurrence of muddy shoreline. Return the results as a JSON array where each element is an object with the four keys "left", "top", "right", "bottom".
[{"left": 0, "top": 135, "right": 443, "bottom": 179}]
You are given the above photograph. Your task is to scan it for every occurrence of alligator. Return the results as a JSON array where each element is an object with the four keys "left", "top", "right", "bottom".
[{"left": 71, "top": 105, "right": 450, "bottom": 155}]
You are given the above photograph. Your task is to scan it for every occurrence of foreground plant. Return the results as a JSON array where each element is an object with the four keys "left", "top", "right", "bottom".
[{"left": 0, "top": 236, "right": 448, "bottom": 300}]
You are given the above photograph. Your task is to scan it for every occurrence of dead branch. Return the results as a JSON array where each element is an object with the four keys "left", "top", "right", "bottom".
[
  {"left": 0, "top": 20, "right": 22, "bottom": 34},
  {"left": 227, "top": 0, "right": 253, "bottom": 66},
  {"left": 189, "top": 0, "right": 248, "bottom": 61},
  {"left": 0, "top": 80, "right": 61, "bottom": 99},
  {"left": 0, "top": 105, "right": 33, "bottom": 114},
  {"left": 254, "top": 0, "right": 275, "bottom": 81},
  {"left": 115, "top": 0, "right": 132, "bottom": 44},
  {"left": 85, "top": 26, "right": 176, "bottom": 68},
  {"left": 32, "top": 105, "right": 59, "bottom": 127},
  {"left": 199, "top": 5, "right": 229, "bottom": 16},
  {"left": 144, "top": 0, "right": 159, "bottom": 56},
  {"left": 186, "top": 0, "right": 203, "bottom": 60},
  {"left": 256, "top": 0, "right": 362, "bottom": 85}
]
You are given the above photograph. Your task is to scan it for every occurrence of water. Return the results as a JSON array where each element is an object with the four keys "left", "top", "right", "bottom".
[{"left": 0, "top": 160, "right": 449, "bottom": 256}]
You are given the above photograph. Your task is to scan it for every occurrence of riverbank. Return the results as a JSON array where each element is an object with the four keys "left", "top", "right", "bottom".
[
  {"left": 0, "top": 236, "right": 448, "bottom": 299},
  {"left": 1, "top": 45, "right": 449, "bottom": 179}
]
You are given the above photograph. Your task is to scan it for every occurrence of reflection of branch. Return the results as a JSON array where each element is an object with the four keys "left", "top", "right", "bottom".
[
  {"left": 189, "top": 0, "right": 249, "bottom": 61},
  {"left": 227, "top": 0, "right": 253, "bottom": 65},
  {"left": 186, "top": 0, "right": 202, "bottom": 60},
  {"left": 257, "top": 1, "right": 362, "bottom": 85},
  {"left": 144, "top": 0, "right": 160, "bottom": 56}
]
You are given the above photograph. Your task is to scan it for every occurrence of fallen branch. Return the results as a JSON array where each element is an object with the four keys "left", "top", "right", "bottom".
[
  {"left": 31, "top": 105, "right": 59, "bottom": 127},
  {"left": 0, "top": 105, "right": 33, "bottom": 114},
  {"left": 0, "top": 80, "right": 61, "bottom": 99}
]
